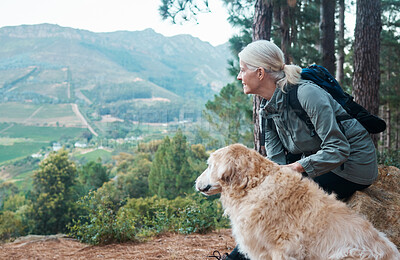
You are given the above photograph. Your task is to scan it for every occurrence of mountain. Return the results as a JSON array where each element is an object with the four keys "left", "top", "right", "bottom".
[{"left": 0, "top": 24, "right": 233, "bottom": 104}]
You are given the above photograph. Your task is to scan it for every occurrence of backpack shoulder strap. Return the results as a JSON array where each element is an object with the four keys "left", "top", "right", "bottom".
[{"left": 287, "top": 85, "right": 316, "bottom": 137}]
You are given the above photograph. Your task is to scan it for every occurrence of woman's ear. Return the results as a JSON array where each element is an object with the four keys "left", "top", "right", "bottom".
[{"left": 257, "top": 67, "right": 265, "bottom": 80}]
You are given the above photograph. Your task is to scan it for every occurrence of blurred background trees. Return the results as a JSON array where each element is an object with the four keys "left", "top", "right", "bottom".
[{"left": 160, "top": 0, "right": 400, "bottom": 153}]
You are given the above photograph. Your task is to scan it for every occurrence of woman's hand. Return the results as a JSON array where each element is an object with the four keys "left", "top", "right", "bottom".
[{"left": 285, "top": 162, "right": 305, "bottom": 173}]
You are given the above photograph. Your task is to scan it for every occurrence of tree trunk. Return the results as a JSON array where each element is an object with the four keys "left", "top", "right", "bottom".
[
  {"left": 253, "top": 0, "right": 273, "bottom": 41},
  {"left": 320, "top": 0, "right": 336, "bottom": 75},
  {"left": 280, "top": 4, "right": 291, "bottom": 64},
  {"left": 252, "top": 0, "right": 273, "bottom": 155},
  {"left": 352, "top": 0, "right": 381, "bottom": 146},
  {"left": 336, "top": 0, "right": 345, "bottom": 83}
]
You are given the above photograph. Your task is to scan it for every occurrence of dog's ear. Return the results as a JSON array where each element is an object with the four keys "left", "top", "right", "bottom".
[
  {"left": 213, "top": 144, "right": 271, "bottom": 192},
  {"left": 215, "top": 158, "right": 234, "bottom": 183},
  {"left": 215, "top": 146, "right": 250, "bottom": 191}
]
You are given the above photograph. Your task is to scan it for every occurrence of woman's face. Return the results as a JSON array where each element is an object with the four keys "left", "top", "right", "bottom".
[
  {"left": 237, "top": 60, "right": 261, "bottom": 95},
  {"left": 237, "top": 60, "right": 276, "bottom": 100}
]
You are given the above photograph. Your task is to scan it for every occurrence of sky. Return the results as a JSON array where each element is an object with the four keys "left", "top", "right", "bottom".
[{"left": 0, "top": 0, "right": 237, "bottom": 46}]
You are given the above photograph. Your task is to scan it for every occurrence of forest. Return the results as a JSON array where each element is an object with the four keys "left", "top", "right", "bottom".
[{"left": 1, "top": 0, "right": 400, "bottom": 245}]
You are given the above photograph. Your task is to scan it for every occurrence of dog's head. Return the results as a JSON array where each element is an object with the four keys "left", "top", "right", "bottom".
[{"left": 195, "top": 143, "right": 274, "bottom": 196}]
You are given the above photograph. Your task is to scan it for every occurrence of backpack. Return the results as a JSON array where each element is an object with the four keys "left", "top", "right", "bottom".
[{"left": 288, "top": 64, "right": 386, "bottom": 136}]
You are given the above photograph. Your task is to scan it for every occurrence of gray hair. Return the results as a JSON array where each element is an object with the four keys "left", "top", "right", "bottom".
[{"left": 238, "top": 40, "right": 301, "bottom": 90}]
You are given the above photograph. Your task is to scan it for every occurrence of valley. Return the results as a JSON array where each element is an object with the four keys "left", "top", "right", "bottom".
[{"left": 0, "top": 23, "right": 233, "bottom": 188}]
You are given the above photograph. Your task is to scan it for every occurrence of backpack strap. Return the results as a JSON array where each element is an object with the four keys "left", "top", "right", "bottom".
[
  {"left": 260, "top": 116, "right": 266, "bottom": 146},
  {"left": 288, "top": 85, "right": 317, "bottom": 137},
  {"left": 288, "top": 85, "right": 353, "bottom": 138}
]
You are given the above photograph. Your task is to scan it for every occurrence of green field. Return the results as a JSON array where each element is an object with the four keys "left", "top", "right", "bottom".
[
  {"left": 0, "top": 142, "right": 45, "bottom": 163},
  {"left": 74, "top": 148, "right": 113, "bottom": 163},
  {"left": 0, "top": 102, "right": 83, "bottom": 127},
  {"left": 0, "top": 123, "right": 86, "bottom": 141},
  {"left": 0, "top": 123, "right": 87, "bottom": 164},
  {"left": 0, "top": 102, "right": 41, "bottom": 121}
]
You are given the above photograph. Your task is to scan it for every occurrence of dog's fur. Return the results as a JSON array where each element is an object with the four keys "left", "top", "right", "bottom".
[{"left": 195, "top": 144, "right": 400, "bottom": 260}]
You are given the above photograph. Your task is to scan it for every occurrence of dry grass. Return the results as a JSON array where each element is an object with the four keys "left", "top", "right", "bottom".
[{"left": 0, "top": 229, "right": 236, "bottom": 260}]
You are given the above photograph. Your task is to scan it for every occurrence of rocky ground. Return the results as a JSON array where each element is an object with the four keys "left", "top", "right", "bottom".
[{"left": 0, "top": 229, "right": 236, "bottom": 260}]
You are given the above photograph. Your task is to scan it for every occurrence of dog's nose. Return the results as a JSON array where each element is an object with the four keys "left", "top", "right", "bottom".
[{"left": 199, "top": 184, "right": 212, "bottom": 192}]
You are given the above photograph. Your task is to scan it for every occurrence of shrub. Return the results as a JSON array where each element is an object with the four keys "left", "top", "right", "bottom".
[
  {"left": 0, "top": 211, "right": 26, "bottom": 241},
  {"left": 68, "top": 191, "right": 134, "bottom": 245},
  {"left": 120, "top": 193, "right": 229, "bottom": 238},
  {"left": 68, "top": 192, "right": 229, "bottom": 245}
]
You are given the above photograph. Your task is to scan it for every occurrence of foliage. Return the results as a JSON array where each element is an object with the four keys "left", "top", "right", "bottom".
[
  {"left": 113, "top": 152, "right": 152, "bottom": 198},
  {"left": 0, "top": 182, "right": 19, "bottom": 209},
  {"left": 0, "top": 194, "right": 31, "bottom": 241},
  {"left": 85, "top": 82, "right": 152, "bottom": 103},
  {"left": 0, "top": 211, "right": 27, "bottom": 241},
  {"left": 380, "top": 0, "right": 400, "bottom": 150},
  {"left": 159, "top": 0, "right": 210, "bottom": 23},
  {"left": 68, "top": 191, "right": 133, "bottom": 245},
  {"left": 148, "top": 130, "right": 205, "bottom": 199},
  {"left": 137, "top": 139, "right": 163, "bottom": 153},
  {"left": 77, "top": 160, "right": 110, "bottom": 194},
  {"left": 377, "top": 149, "right": 400, "bottom": 169},
  {"left": 222, "top": 0, "right": 329, "bottom": 67},
  {"left": 2, "top": 194, "right": 27, "bottom": 212},
  {"left": 68, "top": 192, "right": 228, "bottom": 245},
  {"left": 122, "top": 194, "right": 228, "bottom": 237},
  {"left": 29, "top": 148, "right": 79, "bottom": 234},
  {"left": 114, "top": 171, "right": 150, "bottom": 199},
  {"left": 203, "top": 82, "right": 253, "bottom": 147}
]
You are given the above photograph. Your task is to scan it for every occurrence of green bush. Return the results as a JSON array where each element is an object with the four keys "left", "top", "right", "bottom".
[
  {"left": 122, "top": 194, "right": 228, "bottom": 237},
  {"left": 68, "top": 191, "right": 134, "bottom": 245},
  {"left": 377, "top": 149, "right": 400, "bottom": 168},
  {"left": 0, "top": 211, "right": 27, "bottom": 241},
  {"left": 68, "top": 192, "right": 229, "bottom": 245}
]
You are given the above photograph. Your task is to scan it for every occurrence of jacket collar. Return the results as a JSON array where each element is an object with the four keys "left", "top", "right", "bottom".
[{"left": 263, "top": 87, "right": 284, "bottom": 115}]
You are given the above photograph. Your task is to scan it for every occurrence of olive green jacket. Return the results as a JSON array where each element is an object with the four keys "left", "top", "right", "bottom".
[{"left": 260, "top": 80, "right": 378, "bottom": 185}]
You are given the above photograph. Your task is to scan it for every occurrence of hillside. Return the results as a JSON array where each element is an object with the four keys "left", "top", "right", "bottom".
[
  {"left": 0, "top": 24, "right": 232, "bottom": 103},
  {"left": 0, "top": 24, "right": 234, "bottom": 178}
]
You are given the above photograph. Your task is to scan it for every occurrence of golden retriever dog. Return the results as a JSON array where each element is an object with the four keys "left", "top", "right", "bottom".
[{"left": 195, "top": 144, "right": 400, "bottom": 260}]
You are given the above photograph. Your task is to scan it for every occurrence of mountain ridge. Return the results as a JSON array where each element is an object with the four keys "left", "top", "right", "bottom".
[{"left": 0, "top": 23, "right": 233, "bottom": 103}]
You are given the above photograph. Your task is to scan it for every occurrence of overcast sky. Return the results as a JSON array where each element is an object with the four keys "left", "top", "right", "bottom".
[{"left": 0, "top": 0, "right": 237, "bottom": 46}]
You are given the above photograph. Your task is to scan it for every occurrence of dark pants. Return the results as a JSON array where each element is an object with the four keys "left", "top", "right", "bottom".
[
  {"left": 227, "top": 170, "right": 370, "bottom": 260},
  {"left": 312, "top": 171, "right": 370, "bottom": 201}
]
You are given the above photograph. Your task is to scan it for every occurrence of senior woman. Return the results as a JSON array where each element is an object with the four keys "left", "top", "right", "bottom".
[{"left": 217, "top": 40, "right": 378, "bottom": 260}]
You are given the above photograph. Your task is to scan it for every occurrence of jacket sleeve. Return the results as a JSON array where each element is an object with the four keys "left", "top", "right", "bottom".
[
  {"left": 296, "top": 84, "right": 350, "bottom": 178},
  {"left": 263, "top": 116, "right": 287, "bottom": 165}
]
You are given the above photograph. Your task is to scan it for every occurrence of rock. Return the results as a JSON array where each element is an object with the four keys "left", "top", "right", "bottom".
[
  {"left": 347, "top": 166, "right": 400, "bottom": 248},
  {"left": 11, "top": 234, "right": 70, "bottom": 247}
]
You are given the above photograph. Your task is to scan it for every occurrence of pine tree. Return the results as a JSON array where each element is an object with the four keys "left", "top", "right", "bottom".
[
  {"left": 203, "top": 82, "right": 253, "bottom": 146},
  {"left": 78, "top": 161, "right": 109, "bottom": 193},
  {"left": 148, "top": 136, "right": 170, "bottom": 198},
  {"left": 148, "top": 130, "right": 199, "bottom": 199},
  {"left": 379, "top": 0, "right": 400, "bottom": 150}
]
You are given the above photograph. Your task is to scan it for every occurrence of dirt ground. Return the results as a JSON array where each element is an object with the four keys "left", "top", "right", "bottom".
[{"left": 0, "top": 229, "right": 236, "bottom": 260}]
